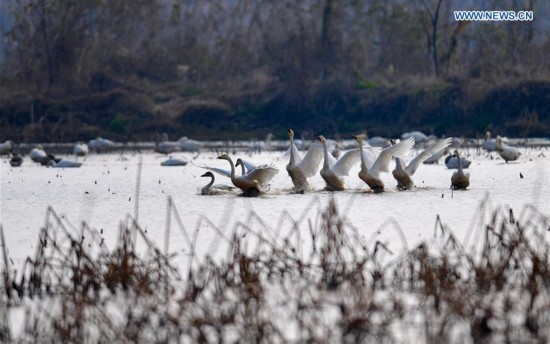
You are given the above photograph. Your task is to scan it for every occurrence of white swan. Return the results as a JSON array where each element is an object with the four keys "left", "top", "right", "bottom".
[
  {"left": 155, "top": 133, "right": 181, "bottom": 154},
  {"left": 286, "top": 129, "right": 324, "bottom": 192},
  {"left": 496, "top": 135, "right": 521, "bottom": 163},
  {"left": 423, "top": 147, "right": 449, "bottom": 164},
  {"left": 200, "top": 172, "right": 235, "bottom": 195},
  {"left": 318, "top": 135, "right": 368, "bottom": 191},
  {"left": 74, "top": 142, "right": 89, "bottom": 157},
  {"left": 481, "top": 131, "right": 496, "bottom": 152},
  {"left": 161, "top": 157, "right": 189, "bottom": 166},
  {"left": 401, "top": 131, "right": 428, "bottom": 145},
  {"left": 451, "top": 150, "right": 470, "bottom": 190},
  {"left": 0, "top": 140, "right": 14, "bottom": 155},
  {"left": 52, "top": 159, "right": 82, "bottom": 168},
  {"left": 88, "top": 137, "right": 116, "bottom": 153},
  {"left": 354, "top": 135, "right": 414, "bottom": 193},
  {"left": 392, "top": 138, "right": 453, "bottom": 190},
  {"left": 178, "top": 136, "right": 203, "bottom": 153},
  {"left": 217, "top": 153, "right": 277, "bottom": 196},
  {"left": 30, "top": 145, "right": 47, "bottom": 163}
]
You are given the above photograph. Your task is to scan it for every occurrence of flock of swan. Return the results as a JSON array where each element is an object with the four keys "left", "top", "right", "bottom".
[
  {"left": 195, "top": 129, "right": 480, "bottom": 196},
  {"left": 0, "top": 129, "right": 530, "bottom": 197}
]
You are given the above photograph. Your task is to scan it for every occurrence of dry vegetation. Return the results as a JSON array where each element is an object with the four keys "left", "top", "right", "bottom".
[{"left": 2, "top": 196, "right": 550, "bottom": 342}]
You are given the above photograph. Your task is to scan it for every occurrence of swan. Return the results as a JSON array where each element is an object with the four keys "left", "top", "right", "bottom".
[
  {"left": 286, "top": 129, "right": 324, "bottom": 192},
  {"left": 9, "top": 153, "right": 23, "bottom": 167},
  {"left": 178, "top": 136, "right": 203, "bottom": 153},
  {"left": 200, "top": 172, "right": 235, "bottom": 195},
  {"left": 155, "top": 133, "right": 181, "bottom": 154},
  {"left": 249, "top": 133, "right": 274, "bottom": 153},
  {"left": 194, "top": 158, "right": 258, "bottom": 178},
  {"left": 88, "top": 137, "right": 116, "bottom": 153},
  {"left": 354, "top": 135, "right": 414, "bottom": 193},
  {"left": 392, "top": 138, "right": 453, "bottom": 190},
  {"left": 451, "top": 150, "right": 470, "bottom": 190},
  {"left": 235, "top": 158, "right": 278, "bottom": 189},
  {"left": 401, "top": 131, "right": 428, "bottom": 145},
  {"left": 217, "top": 153, "right": 276, "bottom": 196},
  {"left": 74, "top": 142, "right": 89, "bottom": 157},
  {"left": 318, "top": 135, "right": 372, "bottom": 191},
  {"left": 161, "top": 157, "right": 189, "bottom": 166},
  {"left": 0, "top": 140, "right": 14, "bottom": 155},
  {"left": 30, "top": 145, "right": 47, "bottom": 163},
  {"left": 51, "top": 159, "right": 82, "bottom": 168},
  {"left": 496, "top": 135, "right": 521, "bottom": 163},
  {"left": 445, "top": 154, "right": 471, "bottom": 169}
]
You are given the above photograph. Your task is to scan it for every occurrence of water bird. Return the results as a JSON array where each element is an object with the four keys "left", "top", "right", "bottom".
[
  {"left": 88, "top": 137, "right": 116, "bottom": 153},
  {"left": 445, "top": 154, "right": 471, "bottom": 169},
  {"left": 451, "top": 150, "right": 470, "bottom": 190},
  {"left": 161, "top": 157, "right": 189, "bottom": 166},
  {"left": 51, "top": 159, "right": 82, "bottom": 168},
  {"left": 155, "top": 133, "right": 181, "bottom": 154},
  {"left": 392, "top": 138, "right": 453, "bottom": 190},
  {"left": 423, "top": 147, "right": 449, "bottom": 165},
  {"left": 496, "top": 135, "right": 521, "bottom": 163},
  {"left": 318, "top": 135, "right": 376, "bottom": 191},
  {"left": 248, "top": 133, "right": 274, "bottom": 153},
  {"left": 177, "top": 136, "right": 203, "bottom": 153},
  {"left": 200, "top": 172, "right": 235, "bottom": 195},
  {"left": 217, "top": 153, "right": 277, "bottom": 196},
  {"left": 73, "top": 142, "right": 89, "bottom": 157},
  {"left": 0, "top": 140, "right": 14, "bottom": 155},
  {"left": 9, "top": 153, "right": 23, "bottom": 167},
  {"left": 401, "top": 131, "right": 428, "bottom": 145},
  {"left": 354, "top": 135, "right": 414, "bottom": 193},
  {"left": 30, "top": 145, "right": 47, "bottom": 163},
  {"left": 285, "top": 129, "right": 324, "bottom": 192}
]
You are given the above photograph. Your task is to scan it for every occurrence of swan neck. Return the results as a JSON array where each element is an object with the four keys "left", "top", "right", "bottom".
[
  {"left": 240, "top": 163, "right": 246, "bottom": 175},
  {"left": 202, "top": 175, "right": 214, "bottom": 193},
  {"left": 321, "top": 140, "right": 330, "bottom": 168},
  {"left": 226, "top": 157, "right": 236, "bottom": 181},
  {"left": 289, "top": 135, "right": 295, "bottom": 163},
  {"left": 358, "top": 141, "right": 367, "bottom": 169},
  {"left": 457, "top": 154, "right": 463, "bottom": 172}
]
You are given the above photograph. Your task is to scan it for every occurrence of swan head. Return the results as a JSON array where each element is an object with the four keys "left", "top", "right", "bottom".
[
  {"left": 317, "top": 135, "right": 326, "bottom": 143},
  {"left": 201, "top": 172, "right": 214, "bottom": 178},
  {"left": 288, "top": 128, "right": 294, "bottom": 138},
  {"left": 453, "top": 150, "right": 460, "bottom": 157},
  {"left": 217, "top": 153, "right": 231, "bottom": 161},
  {"left": 485, "top": 131, "right": 491, "bottom": 140},
  {"left": 352, "top": 134, "right": 364, "bottom": 143},
  {"left": 235, "top": 158, "right": 243, "bottom": 167},
  {"left": 389, "top": 139, "right": 396, "bottom": 145}
]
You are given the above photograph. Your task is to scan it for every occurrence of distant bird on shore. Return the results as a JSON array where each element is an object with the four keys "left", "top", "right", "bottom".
[
  {"left": 161, "top": 157, "right": 189, "bottom": 166},
  {"left": 88, "top": 137, "right": 116, "bottom": 153},
  {"left": 155, "top": 133, "right": 181, "bottom": 155},
  {"left": 496, "top": 135, "right": 521, "bottom": 163},
  {"left": 9, "top": 153, "right": 23, "bottom": 167},
  {"left": 393, "top": 138, "right": 453, "bottom": 190},
  {"left": 51, "top": 159, "right": 82, "bottom": 168},
  {"left": 355, "top": 135, "right": 413, "bottom": 193},
  {"left": 451, "top": 150, "right": 470, "bottom": 190},
  {"left": 30, "top": 145, "right": 47, "bottom": 163},
  {"left": 74, "top": 142, "right": 89, "bottom": 157},
  {"left": 0, "top": 140, "right": 14, "bottom": 155},
  {"left": 200, "top": 172, "right": 235, "bottom": 195},
  {"left": 178, "top": 136, "right": 203, "bottom": 153}
]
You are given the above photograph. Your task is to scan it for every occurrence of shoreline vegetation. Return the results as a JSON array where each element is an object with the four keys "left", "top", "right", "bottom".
[
  {"left": 1, "top": 1, "right": 549, "bottom": 142},
  {"left": 2, "top": 196, "right": 550, "bottom": 342}
]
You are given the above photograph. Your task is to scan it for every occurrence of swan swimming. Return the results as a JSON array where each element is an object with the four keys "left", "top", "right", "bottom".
[
  {"left": 318, "top": 135, "right": 369, "bottom": 191},
  {"left": 392, "top": 138, "right": 453, "bottom": 190},
  {"left": 200, "top": 171, "right": 235, "bottom": 195},
  {"left": 286, "top": 129, "right": 324, "bottom": 192},
  {"left": 354, "top": 135, "right": 414, "bottom": 193},
  {"left": 496, "top": 135, "right": 521, "bottom": 163},
  {"left": 451, "top": 150, "right": 470, "bottom": 190},
  {"left": 217, "top": 153, "right": 276, "bottom": 196}
]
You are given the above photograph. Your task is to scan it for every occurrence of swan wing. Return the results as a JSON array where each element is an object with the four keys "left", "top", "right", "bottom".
[
  {"left": 240, "top": 159, "right": 257, "bottom": 173},
  {"left": 361, "top": 146, "right": 382, "bottom": 169},
  {"left": 195, "top": 164, "right": 232, "bottom": 178},
  {"left": 298, "top": 142, "right": 324, "bottom": 177},
  {"left": 371, "top": 137, "right": 415, "bottom": 174},
  {"left": 332, "top": 149, "right": 361, "bottom": 176},
  {"left": 405, "top": 138, "right": 452, "bottom": 175},
  {"left": 282, "top": 143, "right": 304, "bottom": 164},
  {"left": 242, "top": 166, "right": 279, "bottom": 184}
]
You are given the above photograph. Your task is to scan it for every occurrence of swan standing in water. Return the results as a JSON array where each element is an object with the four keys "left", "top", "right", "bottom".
[
  {"left": 217, "top": 153, "right": 277, "bottom": 196},
  {"left": 496, "top": 135, "right": 521, "bottom": 163},
  {"left": 451, "top": 150, "right": 470, "bottom": 190},
  {"left": 392, "top": 138, "right": 453, "bottom": 190},
  {"left": 286, "top": 129, "right": 324, "bottom": 192},
  {"left": 200, "top": 172, "right": 235, "bottom": 195},
  {"left": 354, "top": 135, "right": 414, "bottom": 193},
  {"left": 318, "top": 135, "right": 370, "bottom": 191}
]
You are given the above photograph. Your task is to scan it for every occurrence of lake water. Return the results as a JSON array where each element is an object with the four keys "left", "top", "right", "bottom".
[{"left": 1, "top": 146, "right": 549, "bottom": 269}]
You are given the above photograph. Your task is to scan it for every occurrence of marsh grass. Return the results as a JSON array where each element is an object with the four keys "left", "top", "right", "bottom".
[{"left": 1, "top": 195, "right": 550, "bottom": 342}]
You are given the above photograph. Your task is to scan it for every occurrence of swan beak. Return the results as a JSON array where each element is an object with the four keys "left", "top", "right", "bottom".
[
  {"left": 216, "top": 155, "right": 223, "bottom": 160},
  {"left": 352, "top": 135, "right": 357, "bottom": 140}
]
